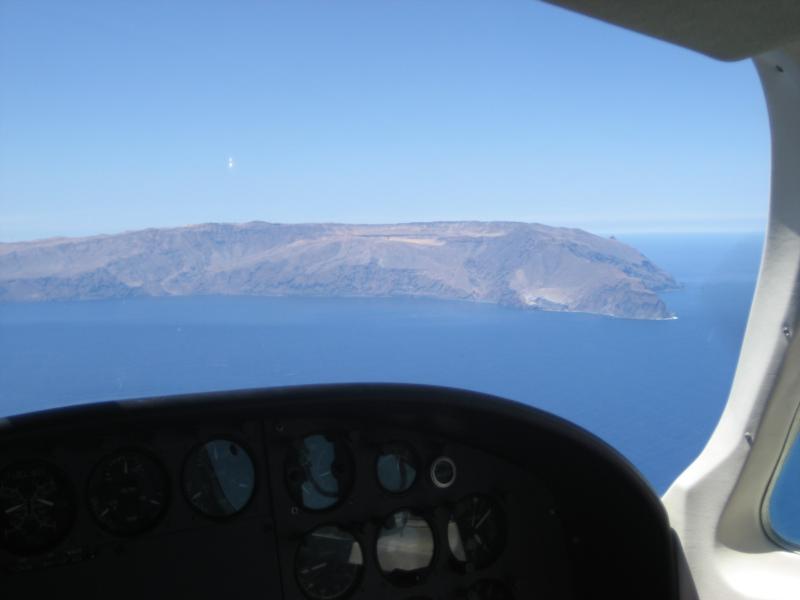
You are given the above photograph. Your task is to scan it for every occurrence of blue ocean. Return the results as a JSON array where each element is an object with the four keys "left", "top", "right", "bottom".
[{"left": 0, "top": 233, "right": 763, "bottom": 494}]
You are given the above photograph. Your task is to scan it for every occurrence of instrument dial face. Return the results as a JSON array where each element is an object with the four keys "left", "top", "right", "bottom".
[
  {"left": 183, "top": 439, "right": 255, "bottom": 518},
  {"left": 286, "top": 434, "right": 353, "bottom": 511},
  {"left": 88, "top": 450, "right": 168, "bottom": 536},
  {"left": 295, "top": 525, "right": 363, "bottom": 600},
  {"left": 376, "top": 509, "right": 435, "bottom": 585},
  {"left": 376, "top": 443, "right": 417, "bottom": 494},
  {"left": 0, "top": 462, "right": 74, "bottom": 555},
  {"left": 447, "top": 495, "right": 505, "bottom": 569},
  {"left": 430, "top": 456, "right": 456, "bottom": 488}
]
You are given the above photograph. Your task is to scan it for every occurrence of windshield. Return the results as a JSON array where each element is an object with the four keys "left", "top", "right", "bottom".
[{"left": 0, "top": 0, "right": 768, "bottom": 494}]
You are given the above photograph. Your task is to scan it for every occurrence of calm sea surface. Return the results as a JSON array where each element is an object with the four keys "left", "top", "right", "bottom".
[{"left": 0, "top": 233, "right": 764, "bottom": 493}]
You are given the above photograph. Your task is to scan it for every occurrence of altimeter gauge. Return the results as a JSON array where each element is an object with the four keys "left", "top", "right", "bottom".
[
  {"left": 88, "top": 450, "right": 168, "bottom": 536},
  {"left": 0, "top": 461, "right": 75, "bottom": 554}
]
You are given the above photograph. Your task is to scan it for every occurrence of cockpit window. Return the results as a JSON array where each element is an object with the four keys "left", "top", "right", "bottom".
[
  {"left": 0, "top": 1, "right": 768, "bottom": 494},
  {"left": 765, "top": 425, "right": 800, "bottom": 548}
]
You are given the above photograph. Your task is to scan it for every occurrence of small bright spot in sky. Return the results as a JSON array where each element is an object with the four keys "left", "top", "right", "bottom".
[{"left": 227, "top": 157, "right": 235, "bottom": 169}]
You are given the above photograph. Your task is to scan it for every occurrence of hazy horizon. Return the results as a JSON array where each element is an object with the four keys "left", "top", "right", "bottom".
[{"left": 0, "top": 217, "right": 768, "bottom": 244}]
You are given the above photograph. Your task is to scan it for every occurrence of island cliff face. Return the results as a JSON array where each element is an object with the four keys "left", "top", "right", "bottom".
[{"left": 0, "top": 222, "right": 679, "bottom": 319}]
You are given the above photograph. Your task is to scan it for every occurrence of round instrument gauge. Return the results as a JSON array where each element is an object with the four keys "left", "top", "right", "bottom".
[
  {"left": 464, "top": 580, "right": 512, "bottom": 600},
  {"left": 447, "top": 495, "right": 505, "bottom": 569},
  {"left": 285, "top": 434, "right": 353, "bottom": 511},
  {"left": 0, "top": 462, "right": 74, "bottom": 555},
  {"left": 376, "top": 509, "right": 435, "bottom": 585},
  {"left": 430, "top": 456, "right": 456, "bottom": 489},
  {"left": 183, "top": 439, "right": 255, "bottom": 518},
  {"left": 88, "top": 450, "right": 168, "bottom": 536},
  {"left": 295, "top": 525, "right": 363, "bottom": 600},
  {"left": 376, "top": 443, "right": 417, "bottom": 494}
]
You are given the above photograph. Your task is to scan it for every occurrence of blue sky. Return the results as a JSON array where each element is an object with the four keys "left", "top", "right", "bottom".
[{"left": 0, "top": 0, "right": 770, "bottom": 241}]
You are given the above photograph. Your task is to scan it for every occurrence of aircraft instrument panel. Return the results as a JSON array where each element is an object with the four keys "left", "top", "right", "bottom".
[{"left": 0, "top": 384, "right": 688, "bottom": 600}]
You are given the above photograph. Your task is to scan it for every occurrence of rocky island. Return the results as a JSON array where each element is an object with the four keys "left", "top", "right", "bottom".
[{"left": 0, "top": 221, "right": 679, "bottom": 319}]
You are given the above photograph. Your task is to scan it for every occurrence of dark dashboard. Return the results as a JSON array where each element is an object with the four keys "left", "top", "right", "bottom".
[{"left": 0, "top": 384, "right": 695, "bottom": 599}]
